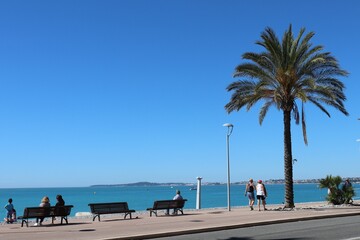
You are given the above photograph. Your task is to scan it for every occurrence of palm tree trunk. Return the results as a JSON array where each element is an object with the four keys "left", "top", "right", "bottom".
[{"left": 283, "top": 110, "right": 294, "bottom": 208}]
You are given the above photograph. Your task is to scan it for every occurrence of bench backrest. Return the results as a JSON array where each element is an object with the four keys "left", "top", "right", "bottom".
[
  {"left": 52, "top": 205, "right": 73, "bottom": 216},
  {"left": 23, "top": 207, "right": 52, "bottom": 218},
  {"left": 153, "top": 199, "right": 187, "bottom": 209},
  {"left": 88, "top": 202, "right": 130, "bottom": 214}
]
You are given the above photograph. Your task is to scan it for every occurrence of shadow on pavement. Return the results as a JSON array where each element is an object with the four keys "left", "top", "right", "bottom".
[
  {"left": 220, "top": 238, "right": 310, "bottom": 240},
  {"left": 38, "top": 222, "right": 90, "bottom": 228},
  {"left": 100, "top": 217, "right": 139, "bottom": 222}
]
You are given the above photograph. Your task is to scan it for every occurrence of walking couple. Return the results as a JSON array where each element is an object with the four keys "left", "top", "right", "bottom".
[{"left": 244, "top": 179, "right": 267, "bottom": 211}]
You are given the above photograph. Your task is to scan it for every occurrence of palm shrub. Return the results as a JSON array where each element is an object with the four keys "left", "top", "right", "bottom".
[
  {"left": 319, "top": 175, "right": 355, "bottom": 205},
  {"left": 342, "top": 183, "right": 355, "bottom": 204}
]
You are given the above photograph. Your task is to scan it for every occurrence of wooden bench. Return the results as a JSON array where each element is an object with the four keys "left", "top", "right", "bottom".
[
  {"left": 18, "top": 205, "right": 74, "bottom": 227},
  {"left": 88, "top": 202, "right": 135, "bottom": 221},
  {"left": 146, "top": 199, "right": 187, "bottom": 217}
]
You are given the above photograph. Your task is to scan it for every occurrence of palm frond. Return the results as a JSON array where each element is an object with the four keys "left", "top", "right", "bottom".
[
  {"left": 301, "top": 103, "right": 308, "bottom": 145},
  {"left": 292, "top": 103, "right": 300, "bottom": 125},
  {"left": 307, "top": 97, "right": 331, "bottom": 117},
  {"left": 259, "top": 101, "right": 274, "bottom": 125}
]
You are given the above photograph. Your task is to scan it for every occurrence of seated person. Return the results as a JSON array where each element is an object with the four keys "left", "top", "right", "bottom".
[
  {"left": 35, "top": 196, "right": 50, "bottom": 226},
  {"left": 55, "top": 194, "right": 65, "bottom": 206},
  {"left": 172, "top": 190, "right": 183, "bottom": 215}
]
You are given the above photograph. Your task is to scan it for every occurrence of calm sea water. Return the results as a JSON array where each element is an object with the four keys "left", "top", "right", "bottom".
[{"left": 1, "top": 184, "right": 359, "bottom": 218}]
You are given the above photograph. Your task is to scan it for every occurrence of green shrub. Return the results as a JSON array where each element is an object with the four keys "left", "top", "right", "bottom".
[{"left": 319, "top": 175, "right": 355, "bottom": 205}]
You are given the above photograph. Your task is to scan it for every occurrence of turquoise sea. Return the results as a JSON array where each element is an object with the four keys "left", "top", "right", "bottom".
[{"left": 1, "top": 184, "right": 359, "bottom": 218}]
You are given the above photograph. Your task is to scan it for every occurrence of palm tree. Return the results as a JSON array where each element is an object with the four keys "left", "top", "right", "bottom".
[{"left": 225, "top": 25, "right": 348, "bottom": 208}]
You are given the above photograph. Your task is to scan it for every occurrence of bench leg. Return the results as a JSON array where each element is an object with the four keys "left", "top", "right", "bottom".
[
  {"left": 124, "top": 212, "right": 132, "bottom": 219},
  {"left": 150, "top": 210, "right": 157, "bottom": 217},
  {"left": 21, "top": 219, "right": 27, "bottom": 227},
  {"left": 149, "top": 210, "right": 157, "bottom": 217},
  {"left": 62, "top": 216, "right": 68, "bottom": 224},
  {"left": 172, "top": 208, "right": 183, "bottom": 215},
  {"left": 92, "top": 214, "right": 100, "bottom": 221}
]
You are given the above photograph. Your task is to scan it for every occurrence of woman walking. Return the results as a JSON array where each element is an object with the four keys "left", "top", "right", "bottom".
[
  {"left": 256, "top": 180, "right": 267, "bottom": 211},
  {"left": 244, "top": 179, "right": 255, "bottom": 210}
]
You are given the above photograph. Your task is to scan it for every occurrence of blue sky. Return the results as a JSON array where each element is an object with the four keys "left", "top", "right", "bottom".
[{"left": 0, "top": 0, "right": 359, "bottom": 188}]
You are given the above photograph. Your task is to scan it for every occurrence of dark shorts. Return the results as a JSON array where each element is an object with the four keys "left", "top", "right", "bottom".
[{"left": 257, "top": 195, "right": 265, "bottom": 200}]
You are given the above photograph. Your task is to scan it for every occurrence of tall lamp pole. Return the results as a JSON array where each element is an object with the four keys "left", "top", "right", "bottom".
[
  {"left": 223, "top": 123, "right": 233, "bottom": 211},
  {"left": 196, "top": 177, "right": 202, "bottom": 209},
  {"left": 358, "top": 118, "right": 360, "bottom": 150}
]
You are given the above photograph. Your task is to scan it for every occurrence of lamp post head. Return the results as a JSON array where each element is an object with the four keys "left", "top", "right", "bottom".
[{"left": 223, "top": 123, "right": 234, "bottom": 136}]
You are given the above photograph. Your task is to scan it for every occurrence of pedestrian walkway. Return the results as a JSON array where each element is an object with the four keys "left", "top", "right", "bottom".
[{"left": 1, "top": 202, "right": 360, "bottom": 240}]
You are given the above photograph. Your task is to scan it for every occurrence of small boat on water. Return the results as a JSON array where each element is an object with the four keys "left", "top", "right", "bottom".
[{"left": 189, "top": 187, "right": 197, "bottom": 191}]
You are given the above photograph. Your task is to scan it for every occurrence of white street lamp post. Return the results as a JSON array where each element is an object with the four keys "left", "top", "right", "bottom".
[
  {"left": 223, "top": 123, "right": 233, "bottom": 211},
  {"left": 358, "top": 118, "right": 360, "bottom": 150},
  {"left": 196, "top": 177, "right": 202, "bottom": 209}
]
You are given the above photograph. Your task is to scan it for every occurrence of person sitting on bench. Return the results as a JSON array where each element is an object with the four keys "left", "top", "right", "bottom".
[
  {"left": 167, "top": 190, "right": 183, "bottom": 215},
  {"left": 34, "top": 196, "right": 50, "bottom": 226}
]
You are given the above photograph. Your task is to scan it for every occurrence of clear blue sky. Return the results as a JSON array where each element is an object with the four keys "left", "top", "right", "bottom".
[{"left": 0, "top": 0, "right": 359, "bottom": 188}]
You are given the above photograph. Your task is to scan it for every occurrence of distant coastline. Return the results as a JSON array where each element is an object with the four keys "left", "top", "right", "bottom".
[{"left": 89, "top": 177, "right": 360, "bottom": 187}]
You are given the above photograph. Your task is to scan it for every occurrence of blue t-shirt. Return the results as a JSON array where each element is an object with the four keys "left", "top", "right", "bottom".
[{"left": 5, "top": 203, "right": 14, "bottom": 212}]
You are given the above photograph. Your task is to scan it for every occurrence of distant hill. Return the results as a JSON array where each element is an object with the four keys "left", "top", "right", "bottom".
[
  {"left": 90, "top": 182, "right": 194, "bottom": 187},
  {"left": 90, "top": 177, "right": 360, "bottom": 187}
]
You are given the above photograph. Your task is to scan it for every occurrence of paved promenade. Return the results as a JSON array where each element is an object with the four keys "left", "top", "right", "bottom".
[{"left": 1, "top": 202, "right": 360, "bottom": 240}]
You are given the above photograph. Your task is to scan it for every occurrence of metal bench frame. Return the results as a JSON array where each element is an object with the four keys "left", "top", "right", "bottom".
[
  {"left": 18, "top": 205, "right": 74, "bottom": 227},
  {"left": 88, "top": 202, "right": 135, "bottom": 221},
  {"left": 146, "top": 199, "right": 187, "bottom": 217}
]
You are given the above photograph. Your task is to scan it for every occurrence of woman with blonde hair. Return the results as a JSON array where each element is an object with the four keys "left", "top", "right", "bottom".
[{"left": 34, "top": 196, "right": 50, "bottom": 226}]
